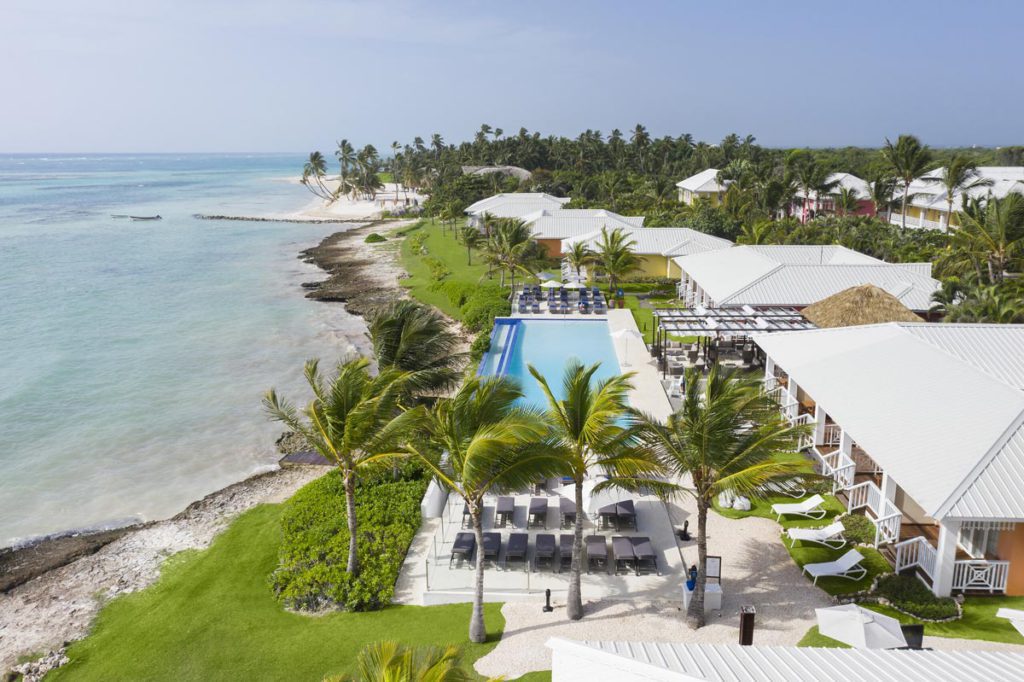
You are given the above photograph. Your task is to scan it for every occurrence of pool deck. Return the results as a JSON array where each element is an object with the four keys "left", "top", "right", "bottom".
[{"left": 607, "top": 310, "right": 673, "bottom": 421}]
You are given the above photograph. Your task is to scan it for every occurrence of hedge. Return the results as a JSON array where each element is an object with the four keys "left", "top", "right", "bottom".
[
  {"left": 874, "top": 574, "right": 959, "bottom": 620},
  {"left": 840, "top": 514, "right": 876, "bottom": 545},
  {"left": 364, "top": 233, "right": 386, "bottom": 243},
  {"left": 461, "top": 285, "right": 510, "bottom": 333},
  {"left": 271, "top": 466, "right": 428, "bottom": 612}
]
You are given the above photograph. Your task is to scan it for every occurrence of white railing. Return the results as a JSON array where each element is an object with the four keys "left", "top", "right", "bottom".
[
  {"left": 832, "top": 451, "right": 856, "bottom": 490},
  {"left": 953, "top": 560, "right": 1010, "bottom": 593},
  {"left": 847, "top": 480, "right": 902, "bottom": 546},
  {"left": 889, "top": 212, "right": 944, "bottom": 231},
  {"left": 822, "top": 423, "right": 842, "bottom": 448},
  {"left": 894, "top": 537, "right": 937, "bottom": 580},
  {"left": 789, "top": 413, "right": 814, "bottom": 451}
]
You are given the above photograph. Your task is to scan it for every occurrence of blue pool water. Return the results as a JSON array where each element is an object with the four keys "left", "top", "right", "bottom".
[{"left": 484, "top": 319, "right": 622, "bottom": 408}]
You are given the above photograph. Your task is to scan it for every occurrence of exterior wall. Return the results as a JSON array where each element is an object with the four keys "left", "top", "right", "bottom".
[
  {"left": 667, "top": 260, "right": 682, "bottom": 279},
  {"left": 536, "top": 238, "right": 563, "bottom": 258},
  {"left": 680, "top": 189, "right": 721, "bottom": 206},
  {"left": 635, "top": 255, "right": 669, "bottom": 278},
  {"left": 997, "top": 524, "right": 1024, "bottom": 596}
]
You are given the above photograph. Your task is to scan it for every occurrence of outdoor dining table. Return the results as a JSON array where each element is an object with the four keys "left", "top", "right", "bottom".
[{"left": 597, "top": 499, "right": 638, "bottom": 531}]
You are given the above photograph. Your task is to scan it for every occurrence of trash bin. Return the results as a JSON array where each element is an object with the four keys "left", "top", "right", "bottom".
[{"left": 739, "top": 605, "right": 756, "bottom": 646}]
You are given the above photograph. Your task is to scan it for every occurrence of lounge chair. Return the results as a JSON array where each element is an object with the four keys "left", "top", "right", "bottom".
[
  {"left": 617, "top": 499, "right": 637, "bottom": 531},
  {"left": 534, "top": 533, "right": 556, "bottom": 572},
  {"left": 667, "top": 376, "right": 684, "bottom": 399},
  {"left": 786, "top": 521, "right": 847, "bottom": 550},
  {"left": 579, "top": 302, "right": 591, "bottom": 314},
  {"left": 593, "top": 300, "right": 606, "bottom": 314},
  {"left": 559, "top": 497, "right": 576, "bottom": 529},
  {"left": 531, "top": 301, "right": 541, "bottom": 314},
  {"left": 766, "top": 479, "right": 807, "bottom": 499},
  {"left": 528, "top": 497, "right": 548, "bottom": 528},
  {"left": 505, "top": 533, "right": 528, "bottom": 571},
  {"left": 630, "top": 536, "right": 659, "bottom": 575},
  {"left": 586, "top": 535, "right": 608, "bottom": 574},
  {"left": 612, "top": 536, "right": 636, "bottom": 575},
  {"left": 495, "top": 496, "right": 515, "bottom": 527},
  {"left": 482, "top": 532, "right": 501, "bottom": 566},
  {"left": 450, "top": 532, "right": 475, "bottom": 568},
  {"left": 802, "top": 548, "right": 867, "bottom": 585},
  {"left": 558, "top": 534, "right": 574, "bottom": 573},
  {"left": 772, "top": 494, "right": 826, "bottom": 521},
  {"left": 996, "top": 608, "right": 1024, "bottom": 637}
]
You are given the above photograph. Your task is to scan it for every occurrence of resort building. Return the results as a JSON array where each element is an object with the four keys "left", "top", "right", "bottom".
[
  {"left": 791, "top": 172, "right": 875, "bottom": 221},
  {"left": 676, "top": 169, "right": 728, "bottom": 206},
  {"left": 520, "top": 208, "right": 645, "bottom": 257},
  {"left": 754, "top": 323, "right": 1024, "bottom": 597},
  {"left": 674, "top": 245, "right": 939, "bottom": 314},
  {"left": 891, "top": 166, "right": 1024, "bottom": 231},
  {"left": 464, "top": 192, "right": 570, "bottom": 228},
  {"left": 561, "top": 227, "right": 732, "bottom": 279}
]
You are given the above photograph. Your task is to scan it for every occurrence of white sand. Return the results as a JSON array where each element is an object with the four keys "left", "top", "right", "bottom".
[{"left": 284, "top": 182, "right": 427, "bottom": 222}]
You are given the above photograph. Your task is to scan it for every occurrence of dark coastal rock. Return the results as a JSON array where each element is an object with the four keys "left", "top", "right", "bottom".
[
  {"left": 193, "top": 214, "right": 357, "bottom": 224},
  {"left": 275, "top": 430, "right": 310, "bottom": 455}
]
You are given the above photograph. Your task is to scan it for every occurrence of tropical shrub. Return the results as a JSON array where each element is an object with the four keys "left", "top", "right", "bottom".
[
  {"left": 874, "top": 573, "right": 958, "bottom": 620},
  {"left": 461, "top": 285, "right": 510, "bottom": 332},
  {"left": 423, "top": 256, "right": 451, "bottom": 282},
  {"left": 840, "top": 514, "right": 876, "bottom": 545},
  {"left": 435, "top": 280, "right": 476, "bottom": 309},
  {"left": 469, "top": 327, "right": 492, "bottom": 362},
  {"left": 272, "top": 466, "right": 428, "bottom": 612},
  {"left": 408, "top": 232, "right": 428, "bottom": 255},
  {"left": 364, "top": 233, "right": 386, "bottom": 243}
]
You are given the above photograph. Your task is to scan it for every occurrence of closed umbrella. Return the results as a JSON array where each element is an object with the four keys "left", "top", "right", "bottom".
[
  {"left": 815, "top": 604, "right": 907, "bottom": 649},
  {"left": 611, "top": 328, "right": 643, "bottom": 366}
]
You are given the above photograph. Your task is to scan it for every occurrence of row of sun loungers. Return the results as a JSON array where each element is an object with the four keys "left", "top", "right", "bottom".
[
  {"left": 597, "top": 500, "right": 638, "bottom": 531},
  {"left": 465, "top": 496, "right": 577, "bottom": 530},
  {"left": 449, "top": 531, "right": 658, "bottom": 575},
  {"left": 771, "top": 491, "right": 869, "bottom": 585}
]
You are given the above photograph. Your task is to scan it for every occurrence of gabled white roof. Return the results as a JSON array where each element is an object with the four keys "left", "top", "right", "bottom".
[
  {"left": 673, "top": 246, "right": 938, "bottom": 311},
  {"left": 521, "top": 209, "right": 645, "bottom": 240},
  {"left": 562, "top": 227, "right": 732, "bottom": 258},
  {"left": 794, "top": 172, "right": 871, "bottom": 200},
  {"left": 754, "top": 323, "right": 1024, "bottom": 520},
  {"left": 464, "top": 192, "right": 570, "bottom": 217},
  {"left": 676, "top": 168, "right": 727, "bottom": 193},
  {"left": 898, "top": 166, "right": 1024, "bottom": 212},
  {"left": 547, "top": 638, "right": 1024, "bottom": 681}
]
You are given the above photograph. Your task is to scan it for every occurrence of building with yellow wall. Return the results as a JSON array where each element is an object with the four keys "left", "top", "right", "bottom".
[
  {"left": 676, "top": 168, "right": 728, "bottom": 206},
  {"left": 561, "top": 227, "right": 732, "bottom": 280}
]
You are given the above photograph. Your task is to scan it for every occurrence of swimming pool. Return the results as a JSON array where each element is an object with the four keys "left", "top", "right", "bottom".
[{"left": 479, "top": 318, "right": 622, "bottom": 408}]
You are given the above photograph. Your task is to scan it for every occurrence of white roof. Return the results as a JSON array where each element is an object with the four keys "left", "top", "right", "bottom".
[
  {"left": 547, "top": 638, "right": 1024, "bottom": 681},
  {"left": 521, "top": 209, "right": 645, "bottom": 240},
  {"left": 673, "top": 246, "right": 938, "bottom": 311},
  {"left": 794, "top": 172, "right": 871, "bottom": 200},
  {"left": 676, "top": 168, "right": 727, "bottom": 193},
  {"left": 562, "top": 227, "right": 732, "bottom": 257},
  {"left": 898, "top": 166, "right": 1024, "bottom": 212},
  {"left": 754, "top": 323, "right": 1024, "bottom": 520},
  {"left": 464, "top": 193, "right": 569, "bottom": 217}
]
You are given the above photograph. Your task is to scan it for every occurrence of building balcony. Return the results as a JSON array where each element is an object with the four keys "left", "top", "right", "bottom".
[{"left": 889, "top": 212, "right": 945, "bottom": 231}]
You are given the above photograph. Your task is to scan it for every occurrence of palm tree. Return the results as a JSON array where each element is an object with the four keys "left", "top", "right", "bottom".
[
  {"left": 263, "top": 358, "right": 411, "bottom": 576},
  {"left": 787, "top": 153, "right": 838, "bottom": 223},
  {"left": 882, "top": 135, "right": 932, "bottom": 230},
  {"left": 628, "top": 365, "right": 812, "bottom": 628},
  {"left": 834, "top": 186, "right": 861, "bottom": 216},
  {"left": 948, "top": 193, "right": 1024, "bottom": 283},
  {"left": 366, "top": 300, "right": 466, "bottom": 397},
  {"left": 593, "top": 226, "right": 642, "bottom": 294},
  {"left": 335, "top": 140, "right": 356, "bottom": 199},
  {"left": 301, "top": 151, "right": 334, "bottom": 201},
  {"left": 529, "top": 361, "right": 659, "bottom": 621},
  {"left": 929, "top": 154, "right": 994, "bottom": 231},
  {"left": 403, "top": 376, "right": 562, "bottom": 642},
  {"left": 484, "top": 218, "right": 540, "bottom": 291},
  {"left": 459, "top": 226, "right": 482, "bottom": 265},
  {"left": 431, "top": 133, "right": 445, "bottom": 159},
  {"left": 630, "top": 124, "right": 650, "bottom": 171},
  {"left": 866, "top": 172, "right": 897, "bottom": 223},
  {"left": 327, "top": 641, "right": 473, "bottom": 682},
  {"left": 565, "top": 239, "right": 594, "bottom": 280}
]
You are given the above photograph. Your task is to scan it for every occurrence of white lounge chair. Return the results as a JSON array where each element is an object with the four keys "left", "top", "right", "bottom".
[
  {"left": 667, "top": 377, "right": 684, "bottom": 399},
  {"left": 786, "top": 521, "right": 847, "bottom": 550},
  {"left": 803, "top": 549, "right": 867, "bottom": 585},
  {"left": 996, "top": 608, "right": 1024, "bottom": 636},
  {"left": 772, "top": 493, "right": 826, "bottom": 521},
  {"left": 765, "top": 478, "right": 807, "bottom": 499}
]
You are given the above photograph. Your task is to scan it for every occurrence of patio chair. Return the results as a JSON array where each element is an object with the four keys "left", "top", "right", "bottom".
[
  {"left": 996, "top": 608, "right": 1024, "bottom": 636},
  {"left": 558, "top": 534, "right": 574, "bottom": 573},
  {"left": 450, "top": 532, "right": 475, "bottom": 568},
  {"left": 611, "top": 536, "right": 636, "bottom": 575},
  {"left": 802, "top": 548, "right": 867, "bottom": 585},
  {"left": 771, "top": 494, "right": 826, "bottom": 521},
  {"left": 687, "top": 348, "right": 699, "bottom": 363},
  {"left": 534, "top": 533, "right": 556, "bottom": 572},
  {"left": 630, "top": 536, "right": 659, "bottom": 575},
  {"left": 505, "top": 533, "right": 528, "bottom": 571},
  {"left": 559, "top": 497, "right": 576, "bottom": 529},
  {"left": 528, "top": 497, "right": 548, "bottom": 529},
  {"left": 786, "top": 521, "right": 847, "bottom": 550},
  {"left": 765, "top": 479, "right": 808, "bottom": 499},
  {"left": 531, "top": 301, "right": 541, "bottom": 314},
  {"left": 495, "top": 496, "right": 515, "bottom": 527},
  {"left": 482, "top": 532, "right": 501, "bottom": 566},
  {"left": 586, "top": 535, "right": 609, "bottom": 574}
]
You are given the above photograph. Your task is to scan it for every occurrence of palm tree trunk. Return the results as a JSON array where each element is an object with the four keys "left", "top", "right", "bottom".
[
  {"left": 467, "top": 244, "right": 472, "bottom": 266},
  {"left": 567, "top": 477, "right": 585, "bottom": 620},
  {"left": 687, "top": 499, "right": 709, "bottom": 629},
  {"left": 901, "top": 184, "right": 909, "bottom": 230},
  {"left": 469, "top": 504, "right": 487, "bottom": 643},
  {"left": 344, "top": 471, "right": 359, "bottom": 575}
]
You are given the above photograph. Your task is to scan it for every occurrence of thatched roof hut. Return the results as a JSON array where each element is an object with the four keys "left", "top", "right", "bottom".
[{"left": 801, "top": 284, "right": 923, "bottom": 328}]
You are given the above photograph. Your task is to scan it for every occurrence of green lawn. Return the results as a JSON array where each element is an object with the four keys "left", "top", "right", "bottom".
[
  {"left": 863, "top": 599, "right": 1024, "bottom": 645},
  {"left": 796, "top": 626, "right": 850, "bottom": 648},
  {"left": 49, "top": 504, "right": 509, "bottom": 681}
]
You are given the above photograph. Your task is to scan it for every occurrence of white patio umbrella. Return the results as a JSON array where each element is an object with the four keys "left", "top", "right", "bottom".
[
  {"left": 541, "top": 280, "right": 563, "bottom": 289},
  {"left": 563, "top": 281, "right": 584, "bottom": 289},
  {"left": 553, "top": 479, "right": 622, "bottom": 515},
  {"left": 815, "top": 604, "right": 907, "bottom": 649},
  {"left": 611, "top": 328, "right": 644, "bottom": 366}
]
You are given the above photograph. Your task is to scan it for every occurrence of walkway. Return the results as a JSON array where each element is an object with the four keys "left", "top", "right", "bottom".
[{"left": 606, "top": 309, "right": 673, "bottom": 421}]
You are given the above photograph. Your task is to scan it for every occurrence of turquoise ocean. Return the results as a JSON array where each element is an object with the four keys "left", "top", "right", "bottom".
[{"left": 0, "top": 154, "right": 366, "bottom": 546}]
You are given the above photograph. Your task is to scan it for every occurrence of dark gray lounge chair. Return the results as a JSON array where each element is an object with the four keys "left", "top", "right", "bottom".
[
  {"left": 586, "top": 535, "right": 608, "bottom": 574},
  {"left": 617, "top": 499, "right": 638, "bottom": 531},
  {"left": 528, "top": 497, "right": 548, "bottom": 528},
  {"left": 534, "top": 533, "right": 556, "bottom": 571},
  {"left": 495, "top": 496, "right": 514, "bottom": 527},
  {"left": 531, "top": 301, "right": 541, "bottom": 314},
  {"left": 630, "top": 536, "right": 658, "bottom": 575},
  {"left": 612, "top": 536, "right": 636, "bottom": 575},
  {"left": 482, "top": 532, "right": 501, "bottom": 566},
  {"left": 450, "top": 532, "right": 475, "bottom": 568},
  {"left": 506, "top": 533, "right": 528, "bottom": 571},
  {"left": 559, "top": 497, "right": 576, "bottom": 529},
  {"left": 558, "top": 534, "right": 574, "bottom": 573}
]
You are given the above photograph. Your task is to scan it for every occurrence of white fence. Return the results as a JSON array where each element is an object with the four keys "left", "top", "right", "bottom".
[
  {"left": 953, "top": 560, "right": 1010, "bottom": 593},
  {"left": 847, "top": 480, "right": 901, "bottom": 546},
  {"left": 893, "top": 536, "right": 937, "bottom": 580}
]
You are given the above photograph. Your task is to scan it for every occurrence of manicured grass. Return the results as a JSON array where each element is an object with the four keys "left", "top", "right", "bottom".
[
  {"left": 796, "top": 626, "right": 850, "bottom": 648},
  {"left": 50, "top": 505, "right": 505, "bottom": 681},
  {"left": 863, "top": 598, "right": 1024, "bottom": 645}
]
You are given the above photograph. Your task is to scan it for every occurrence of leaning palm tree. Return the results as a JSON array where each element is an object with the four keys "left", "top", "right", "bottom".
[
  {"left": 628, "top": 365, "right": 813, "bottom": 629},
  {"left": 366, "top": 300, "right": 466, "bottom": 397},
  {"left": 594, "top": 226, "right": 642, "bottom": 294},
  {"left": 928, "top": 154, "right": 994, "bottom": 231},
  {"left": 263, "top": 358, "right": 412, "bottom": 576},
  {"left": 335, "top": 139, "right": 357, "bottom": 199},
  {"left": 301, "top": 151, "right": 335, "bottom": 202},
  {"left": 947, "top": 193, "right": 1024, "bottom": 284},
  {"left": 530, "top": 361, "right": 661, "bottom": 621},
  {"left": 327, "top": 641, "right": 475, "bottom": 682},
  {"left": 459, "top": 226, "right": 483, "bottom": 265},
  {"left": 564, "top": 239, "right": 594, "bottom": 280},
  {"left": 882, "top": 134, "right": 932, "bottom": 229},
  {"left": 484, "top": 218, "right": 541, "bottom": 291},
  {"left": 403, "top": 376, "right": 563, "bottom": 643}
]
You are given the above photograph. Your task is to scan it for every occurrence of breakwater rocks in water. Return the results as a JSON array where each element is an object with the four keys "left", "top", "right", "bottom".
[{"left": 194, "top": 213, "right": 361, "bottom": 224}]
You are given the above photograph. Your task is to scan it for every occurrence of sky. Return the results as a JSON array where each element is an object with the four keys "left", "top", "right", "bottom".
[{"left": 2, "top": 0, "right": 1022, "bottom": 153}]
